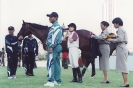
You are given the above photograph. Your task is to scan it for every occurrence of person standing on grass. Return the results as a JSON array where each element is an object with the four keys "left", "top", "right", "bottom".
[
  {"left": 0, "top": 51, "right": 2, "bottom": 66},
  {"left": 1, "top": 48, "right": 5, "bottom": 67},
  {"left": 62, "top": 52, "right": 69, "bottom": 69},
  {"left": 0, "top": 48, "right": 5, "bottom": 66},
  {"left": 5, "top": 26, "right": 23, "bottom": 79},
  {"left": 107, "top": 17, "right": 129, "bottom": 87},
  {"left": 91, "top": 21, "right": 110, "bottom": 84},
  {"left": 44, "top": 12, "right": 62, "bottom": 87},
  {"left": 22, "top": 34, "right": 38, "bottom": 76},
  {"left": 63, "top": 23, "right": 82, "bottom": 83}
]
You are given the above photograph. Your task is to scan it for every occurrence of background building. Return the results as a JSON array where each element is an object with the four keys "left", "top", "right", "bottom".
[
  {"left": 0, "top": 0, "right": 1, "bottom": 49},
  {"left": 102, "top": 0, "right": 115, "bottom": 33}
]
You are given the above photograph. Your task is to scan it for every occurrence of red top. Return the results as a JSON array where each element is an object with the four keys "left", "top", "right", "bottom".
[{"left": 62, "top": 52, "right": 68, "bottom": 59}]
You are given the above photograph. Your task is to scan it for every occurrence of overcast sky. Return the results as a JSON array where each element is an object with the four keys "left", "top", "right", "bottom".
[{"left": 0, "top": 0, "right": 133, "bottom": 51}]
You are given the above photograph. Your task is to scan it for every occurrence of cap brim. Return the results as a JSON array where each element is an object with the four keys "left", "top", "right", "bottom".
[
  {"left": 46, "top": 14, "right": 51, "bottom": 17},
  {"left": 68, "top": 24, "right": 70, "bottom": 27},
  {"left": 8, "top": 29, "right": 14, "bottom": 30}
]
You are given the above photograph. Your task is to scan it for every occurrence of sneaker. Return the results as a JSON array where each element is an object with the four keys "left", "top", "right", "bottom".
[
  {"left": 13, "top": 75, "right": 17, "bottom": 78},
  {"left": 54, "top": 81, "right": 61, "bottom": 86},
  {"left": 8, "top": 76, "right": 13, "bottom": 79},
  {"left": 44, "top": 82, "right": 54, "bottom": 87}
]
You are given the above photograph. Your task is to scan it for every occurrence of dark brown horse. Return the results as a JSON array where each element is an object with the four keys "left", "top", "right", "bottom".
[
  {"left": 17, "top": 21, "right": 116, "bottom": 77},
  {"left": 17, "top": 21, "right": 92, "bottom": 60}
]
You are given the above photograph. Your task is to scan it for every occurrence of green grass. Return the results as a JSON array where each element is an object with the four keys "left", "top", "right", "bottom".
[{"left": 0, "top": 66, "right": 133, "bottom": 88}]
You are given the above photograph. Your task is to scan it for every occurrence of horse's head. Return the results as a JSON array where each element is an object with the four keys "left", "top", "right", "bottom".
[{"left": 17, "top": 20, "right": 31, "bottom": 38}]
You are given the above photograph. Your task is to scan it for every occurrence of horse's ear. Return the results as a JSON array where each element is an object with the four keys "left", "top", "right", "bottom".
[
  {"left": 22, "top": 20, "right": 26, "bottom": 25},
  {"left": 23, "top": 20, "right": 25, "bottom": 24}
]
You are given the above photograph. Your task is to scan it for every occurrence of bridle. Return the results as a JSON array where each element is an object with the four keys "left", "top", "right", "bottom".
[{"left": 19, "top": 23, "right": 29, "bottom": 37}]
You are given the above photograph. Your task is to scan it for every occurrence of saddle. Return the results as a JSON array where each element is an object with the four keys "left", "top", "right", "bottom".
[{"left": 104, "top": 33, "right": 116, "bottom": 39}]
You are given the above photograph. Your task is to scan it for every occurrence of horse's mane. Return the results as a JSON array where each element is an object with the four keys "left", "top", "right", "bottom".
[
  {"left": 77, "top": 29, "right": 90, "bottom": 32},
  {"left": 25, "top": 22, "right": 91, "bottom": 34},
  {"left": 26, "top": 22, "right": 50, "bottom": 30}
]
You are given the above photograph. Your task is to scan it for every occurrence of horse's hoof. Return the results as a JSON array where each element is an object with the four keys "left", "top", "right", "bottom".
[{"left": 90, "top": 76, "right": 94, "bottom": 79}]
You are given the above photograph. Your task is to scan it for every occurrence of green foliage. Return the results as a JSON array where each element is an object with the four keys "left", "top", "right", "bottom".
[
  {"left": 129, "top": 52, "right": 133, "bottom": 55},
  {"left": 37, "top": 53, "right": 47, "bottom": 61}
]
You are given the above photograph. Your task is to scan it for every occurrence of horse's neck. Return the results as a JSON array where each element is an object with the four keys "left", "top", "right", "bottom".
[{"left": 30, "top": 27, "right": 49, "bottom": 43}]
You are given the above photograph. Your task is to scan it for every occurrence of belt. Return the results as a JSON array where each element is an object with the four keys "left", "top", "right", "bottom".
[
  {"left": 117, "top": 42, "right": 127, "bottom": 46},
  {"left": 99, "top": 43, "right": 109, "bottom": 45}
]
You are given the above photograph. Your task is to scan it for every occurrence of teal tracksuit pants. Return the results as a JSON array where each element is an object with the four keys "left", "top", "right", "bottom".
[{"left": 47, "top": 45, "right": 62, "bottom": 84}]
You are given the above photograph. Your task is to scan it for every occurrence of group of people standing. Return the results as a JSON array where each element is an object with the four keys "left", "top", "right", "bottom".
[
  {"left": 91, "top": 18, "right": 129, "bottom": 87},
  {"left": 44, "top": 12, "right": 129, "bottom": 87},
  {"left": 3, "top": 11, "right": 129, "bottom": 87},
  {"left": 5, "top": 26, "right": 38, "bottom": 79}
]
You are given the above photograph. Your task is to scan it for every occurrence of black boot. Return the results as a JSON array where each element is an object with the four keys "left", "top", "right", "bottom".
[
  {"left": 76, "top": 67, "right": 82, "bottom": 83},
  {"left": 82, "top": 68, "right": 87, "bottom": 77},
  {"left": 71, "top": 68, "right": 77, "bottom": 82}
]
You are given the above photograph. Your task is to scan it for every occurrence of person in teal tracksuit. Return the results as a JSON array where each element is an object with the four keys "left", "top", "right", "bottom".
[{"left": 44, "top": 12, "right": 62, "bottom": 87}]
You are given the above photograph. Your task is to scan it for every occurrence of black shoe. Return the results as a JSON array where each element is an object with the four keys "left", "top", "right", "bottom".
[
  {"left": 64, "top": 66, "right": 68, "bottom": 69},
  {"left": 29, "top": 73, "right": 34, "bottom": 76},
  {"left": 26, "top": 74, "right": 29, "bottom": 76},
  {"left": 26, "top": 73, "right": 30, "bottom": 76},
  {"left": 77, "top": 78, "right": 82, "bottom": 83},
  {"left": 71, "top": 79, "right": 77, "bottom": 82},
  {"left": 100, "top": 81, "right": 110, "bottom": 84},
  {"left": 120, "top": 84, "right": 129, "bottom": 87}
]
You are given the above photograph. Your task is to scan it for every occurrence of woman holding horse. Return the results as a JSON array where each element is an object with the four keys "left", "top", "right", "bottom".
[
  {"left": 91, "top": 21, "right": 110, "bottom": 84},
  {"left": 107, "top": 17, "right": 129, "bottom": 87}
]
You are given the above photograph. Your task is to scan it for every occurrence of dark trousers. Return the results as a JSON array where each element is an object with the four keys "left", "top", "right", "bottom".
[
  {"left": 7, "top": 53, "right": 18, "bottom": 76},
  {"left": 22, "top": 56, "right": 26, "bottom": 67},
  {"left": 25, "top": 52, "right": 35, "bottom": 74},
  {"left": 0, "top": 59, "right": 1, "bottom": 65},
  {"left": 18, "top": 56, "right": 21, "bottom": 67},
  {"left": 0, "top": 57, "right": 5, "bottom": 66},
  {"left": 2, "top": 57, "right": 5, "bottom": 66},
  {"left": 62, "top": 59, "right": 68, "bottom": 69}
]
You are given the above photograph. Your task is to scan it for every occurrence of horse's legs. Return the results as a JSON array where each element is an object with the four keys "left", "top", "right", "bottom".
[
  {"left": 82, "top": 60, "right": 90, "bottom": 77},
  {"left": 90, "top": 59, "right": 95, "bottom": 77}
]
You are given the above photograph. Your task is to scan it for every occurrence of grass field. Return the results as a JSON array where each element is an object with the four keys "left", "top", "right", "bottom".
[{"left": 0, "top": 66, "right": 133, "bottom": 88}]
